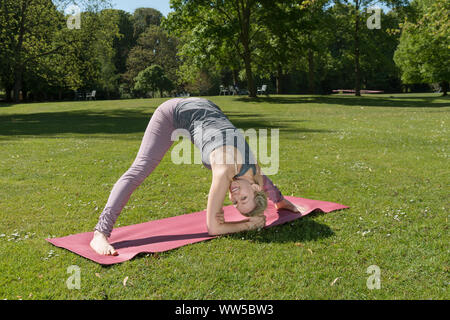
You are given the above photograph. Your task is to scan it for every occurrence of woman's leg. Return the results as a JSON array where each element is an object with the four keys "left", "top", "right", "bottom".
[{"left": 94, "top": 98, "right": 183, "bottom": 237}]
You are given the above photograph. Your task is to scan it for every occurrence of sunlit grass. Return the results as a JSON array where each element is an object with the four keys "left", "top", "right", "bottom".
[{"left": 0, "top": 93, "right": 448, "bottom": 299}]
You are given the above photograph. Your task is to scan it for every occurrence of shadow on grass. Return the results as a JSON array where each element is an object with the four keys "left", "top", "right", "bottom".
[
  {"left": 111, "top": 232, "right": 212, "bottom": 250},
  {"left": 0, "top": 102, "right": 15, "bottom": 108},
  {"left": 0, "top": 109, "right": 153, "bottom": 137},
  {"left": 235, "top": 95, "right": 449, "bottom": 108},
  {"left": 226, "top": 211, "right": 334, "bottom": 244},
  {"left": 0, "top": 107, "right": 334, "bottom": 137}
]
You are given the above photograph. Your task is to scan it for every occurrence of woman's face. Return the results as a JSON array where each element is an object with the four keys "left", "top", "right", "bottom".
[{"left": 228, "top": 178, "right": 261, "bottom": 214}]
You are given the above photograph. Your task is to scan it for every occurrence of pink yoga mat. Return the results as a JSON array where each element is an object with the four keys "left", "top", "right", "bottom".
[{"left": 46, "top": 196, "right": 348, "bottom": 265}]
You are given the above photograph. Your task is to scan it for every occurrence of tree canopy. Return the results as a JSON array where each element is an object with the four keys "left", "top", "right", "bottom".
[
  {"left": 0, "top": 0, "right": 446, "bottom": 101},
  {"left": 394, "top": 0, "right": 449, "bottom": 95},
  {"left": 134, "top": 65, "right": 174, "bottom": 98}
]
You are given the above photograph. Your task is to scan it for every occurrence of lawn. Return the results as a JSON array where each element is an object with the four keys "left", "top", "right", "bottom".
[{"left": 0, "top": 93, "right": 448, "bottom": 300}]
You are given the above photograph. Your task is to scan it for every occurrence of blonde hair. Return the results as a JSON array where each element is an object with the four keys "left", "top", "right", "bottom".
[{"left": 240, "top": 190, "right": 267, "bottom": 217}]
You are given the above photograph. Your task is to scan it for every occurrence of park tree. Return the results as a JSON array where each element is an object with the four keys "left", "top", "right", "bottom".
[
  {"left": 32, "top": 9, "right": 118, "bottom": 100},
  {"left": 291, "top": 1, "right": 330, "bottom": 94},
  {"left": 93, "top": 9, "right": 122, "bottom": 98},
  {"left": 319, "top": 3, "right": 404, "bottom": 94},
  {"left": 255, "top": 0, "right": 331, "bottom": 94},
  {"left": 394, "top": 0, "right": 449, "bottom": 96},
  {"left": 133, "top": 64, "right": 174, "bottom": 98},
  {"left": 111, "top": 9, "right": 136, "bottom": 76},
  {"left": 252, "top": 1, "right": 305, "bottom": 94},
  {"left": 132, "top": 7, "right": 164, "bottom": 37},
  {"left": 360, "top": 9, "right": 403, "bottom": 91},
  {"left": 333, "top": 0, "right": 407, "bottom": 96},
  {"left": 123, "top": 23, "right": 179, "bottom": 94},
  {"left": 163, "top": 1, "right": 242, "bottom": 93},
  {"left": 167, "top": 0, "right": 303, "bottom": 98},
  {"left": 0, "top": 0, "right": 62, "bottom": 101},
  {"left": 0, "top": 0, "right": 112, "bottom": 102}
]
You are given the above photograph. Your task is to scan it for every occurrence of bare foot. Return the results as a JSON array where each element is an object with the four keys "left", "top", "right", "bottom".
[
  {"left": 90, "top": 230, "right": 118, "bottom": 256},
  {"left": 275, "top": 199, "right": 307, "bottom": 214}
]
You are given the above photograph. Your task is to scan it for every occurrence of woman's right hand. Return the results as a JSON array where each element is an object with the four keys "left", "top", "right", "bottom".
[{"left": 246, "top": 215, "right": 266, "bottom": 231}]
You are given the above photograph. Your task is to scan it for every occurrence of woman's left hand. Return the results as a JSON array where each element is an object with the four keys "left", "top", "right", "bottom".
[{"left": 275, "top": 199, "right": 307, "bottom": 214}]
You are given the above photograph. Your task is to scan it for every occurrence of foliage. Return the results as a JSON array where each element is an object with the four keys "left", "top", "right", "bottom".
[
  {"left": 111, "top": 9, "right": 136, "bottom": 75},
  {"left": 0, "top": 0, "right": 114, "bottom": 101},
  {"left": 123, "top": 24, "right": 179, "bottom": 96},
  {"left": 394, "top": 0, "right": 450, "bottom": 95},
  {"left": 133, "top": 65, "right": 174, "bottom": 97},
  {"left": 0, "top": 1, "right": 445, "bottom": 101},
  {"left": 132, "top": 7, "right": 164, "bottom": 36},
  {"left": 165, "top": 0, "right": 299, "bottom": 97}
]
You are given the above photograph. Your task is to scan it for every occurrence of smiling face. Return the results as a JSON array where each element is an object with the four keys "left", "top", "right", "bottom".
[{"left": 228, "top": 178, "right": 261, "bottom": 215}]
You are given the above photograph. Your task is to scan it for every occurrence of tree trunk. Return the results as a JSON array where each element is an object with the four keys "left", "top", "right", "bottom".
[
  {"left": 22, "top": 85, "right": 28, "bottom": 102},
  {"left": 354, "top": 0, "right": 361, "bottom": 97},
  {"left": 13, "top": 66, "right": 23, "bottom": 102},
  {"left": 243, "top": 51, "right": 256, "bottom": 97},
  {"left": 308, "top": 48, "right": 315, "bottom": 94},
  {"left": 232, "top": 68, "right": 238, "bottom": 86},
  {"left": 276, "top": 65, "right": 283, "bottom": 94},
  {"left": 239, "top": 2, "right": 256, "bottom": 97},
  {"left": 442, "top": 81, "right": 448, "bottom": 96},
  {"left": 13, "top": 0, "right": 28, "bottom": 103},
  {"left": 5, "top": 85, "right": 13, "bottom": 102}
]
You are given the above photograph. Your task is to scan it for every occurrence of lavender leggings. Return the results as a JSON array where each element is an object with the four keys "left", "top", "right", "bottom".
[{"left": 95, "top": 98, "right": 284, "bottom": 237}]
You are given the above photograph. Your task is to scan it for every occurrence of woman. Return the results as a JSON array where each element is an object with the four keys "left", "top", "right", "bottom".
[{"left": 90, "top": 97, "right": 304, "bottom": 256}]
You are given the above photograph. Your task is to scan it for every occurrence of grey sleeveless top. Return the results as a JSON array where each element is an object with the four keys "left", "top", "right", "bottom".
[{"left": 173, "top": 97, "right": 256, "bottom": 175}]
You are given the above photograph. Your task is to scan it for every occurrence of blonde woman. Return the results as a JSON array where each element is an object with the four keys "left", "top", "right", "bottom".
[{"left": 90, "top": 97, "right": 304, "bottom": 256}]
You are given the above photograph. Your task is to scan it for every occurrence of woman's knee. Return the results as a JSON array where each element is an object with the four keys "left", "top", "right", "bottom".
[{"left": 122, "top": 158, "right": 157, "bottom": 184}]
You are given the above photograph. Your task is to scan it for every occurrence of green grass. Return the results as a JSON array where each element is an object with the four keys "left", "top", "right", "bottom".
[{"left": 0, "top": 93, "right": 448, "bottom": 300}]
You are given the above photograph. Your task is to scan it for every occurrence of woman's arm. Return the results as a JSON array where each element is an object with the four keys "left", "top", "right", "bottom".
[
  {"left": 254, "top": 165, "right": 284, "bottom": 203},
  {"left": 257, "top": 167, "right": 306, "bottom": 213},
  {"left": 262, "top": 174, "right": 285, "bottom": 204},
  {"left": 206, "top": 166, "right": 264, "bottom": 236}
]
